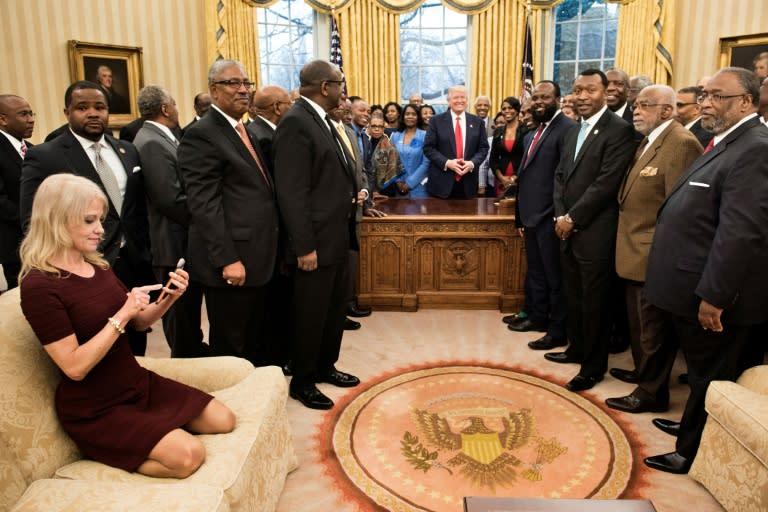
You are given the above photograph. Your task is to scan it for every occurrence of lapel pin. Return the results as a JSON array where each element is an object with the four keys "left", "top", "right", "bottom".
[
  {"left": 119, "top": 147, "right": 126, "bottom": 154},
  {"left": 593, "top": 130, "right": 599, "bottom": 135}
]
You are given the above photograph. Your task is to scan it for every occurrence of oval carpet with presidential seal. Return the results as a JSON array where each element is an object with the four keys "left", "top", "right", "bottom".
[{"left": 319, "top": 363, "right": 641, "bottom": 512}]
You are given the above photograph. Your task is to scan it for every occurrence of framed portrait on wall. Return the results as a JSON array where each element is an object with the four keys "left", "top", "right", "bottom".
[
  {"left": 719, "top": 32, "right": 768, "bottom": 73},
  {"left": 68, "top": 40, "right": 143, "bottom": 128}
]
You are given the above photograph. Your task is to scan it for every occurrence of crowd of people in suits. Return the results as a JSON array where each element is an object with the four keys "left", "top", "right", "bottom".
[{"left": 1, "top": 53, "right": 768, "bottom": 477}]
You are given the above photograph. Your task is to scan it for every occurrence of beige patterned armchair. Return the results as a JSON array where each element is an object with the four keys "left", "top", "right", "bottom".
[
  {"left": 0, "top": 288, "right": 297, "bottom": 512},
  {"left": 689, "top": 365, "right": 768, "bottom": 512}
]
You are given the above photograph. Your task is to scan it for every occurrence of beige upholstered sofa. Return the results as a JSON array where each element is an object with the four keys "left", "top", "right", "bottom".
[
  {"left": 0, "top": 288, "right": 297, "bottom": 512},
  {"left": 689, "top": 365, "right": 768, "bottom": 512}
]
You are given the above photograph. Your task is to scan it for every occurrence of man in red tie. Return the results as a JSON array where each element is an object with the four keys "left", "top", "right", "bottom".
[
  {"left": 511, "top": 81, "right": 577, "bottom": 348},
  {"left": 424, "top": 85, "right": 489, "bottom": 198},
  {"left": 0, "top": 94, "right": 35, "bottom": 290}
]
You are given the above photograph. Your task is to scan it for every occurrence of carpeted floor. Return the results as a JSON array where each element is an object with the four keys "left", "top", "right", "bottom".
[{"left": 147, "top": 308, "right": 725, "bottom": 512}]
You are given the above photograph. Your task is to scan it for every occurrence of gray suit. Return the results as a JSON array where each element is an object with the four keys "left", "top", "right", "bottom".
[{"left": 133, "top": 122, "right": 207, "bottom": 358}]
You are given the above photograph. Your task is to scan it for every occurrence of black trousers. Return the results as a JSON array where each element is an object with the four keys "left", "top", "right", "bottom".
[
  {"left": 560, "top": 248, "right": 614, "bottom": 378},
  {"left": 153, "top": 266, "right": 207, "bottom": 358},
  {"left": 523, "top": 223, "right": 565, "bottom": 339},
  {"left": 113, "top": 251, "right": 154, "bottom": 356},
  {"left": 2, "top": 260, "right": 20, "bottom": 290},
  {"left": 289, "top": 260, "right": 349, "bottom": 389},
  {"left": 204, "top": 285, "right": 267, "bottom": 365},
  {"left": 672, "top": 315, "right": 756, "bottom": 458},
  {"left": 262, "top": 265, "right": 293, "bottom": 367}
]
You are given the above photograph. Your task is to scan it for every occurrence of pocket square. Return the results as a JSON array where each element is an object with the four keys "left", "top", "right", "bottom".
[
  {"left": 639, "top": 166, "right": 658, "bottom": 177},
  {"left": 132, "top": 166, "right": 141, "bottom": 173},
  {"left": 689, "top": 181, "right": 709, "bottom": 188}
]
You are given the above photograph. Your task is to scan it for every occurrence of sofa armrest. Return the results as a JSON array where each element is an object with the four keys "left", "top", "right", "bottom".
[
  {"left": 736, "top": 365, "right": 768, "bottom": 395},
  {"left": 135, "top": 356, "right": 255, "bottom": 393},
  {"left": 705, "top": 380, "right": 768, "bottom": 467}
]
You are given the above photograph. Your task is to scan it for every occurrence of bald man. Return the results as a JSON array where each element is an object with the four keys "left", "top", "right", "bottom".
[
  {"left": 247, "top": 85, "right": 291, "bottom": 164},
  {"left": 0, "top": 94, "right": 35, "bottom": 289}
]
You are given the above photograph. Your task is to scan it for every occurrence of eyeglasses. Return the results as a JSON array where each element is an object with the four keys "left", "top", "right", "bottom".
[
  {"left": 368, "top": 124, "right": 385, "bottom": 129},
  {"left": 697, "top": 92, "right": 746, "bottom": 104},
  {"left": 323, "top": 79, "right": 346, "bottom": 86},
  {"left": 630, "top": 102, "right": 672, "bottom": 111},
  {"left": 213, "top": 79, "right": 255, "bottom": 90},
  {"left": 676, "top": 102, "right": 698, "bottom": 108}
]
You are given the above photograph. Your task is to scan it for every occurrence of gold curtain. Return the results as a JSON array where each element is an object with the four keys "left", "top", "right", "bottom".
[
  {"left": 471, "top": 0, "right": 537, "bottom": 108},
  {"left": 309, "top": 0, "right": 498, "bottom": 15},
  {"left": 204, "top": 0, "right": 262, "bottom": 82},
  {"left": 613, "top": 0, "right": 674, "bottom": 84},
  {"left": 336, "top": 2, "right": 401, "bottom": 105}
]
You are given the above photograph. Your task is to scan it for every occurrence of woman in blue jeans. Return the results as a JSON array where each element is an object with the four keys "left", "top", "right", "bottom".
[{"left": 390, "top": 104, "right": 430, "bottom": 198}]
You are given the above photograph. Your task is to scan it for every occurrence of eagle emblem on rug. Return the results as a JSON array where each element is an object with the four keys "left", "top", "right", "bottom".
[{"left": 402, "top": 407, "right": 566, "bottom": 490}]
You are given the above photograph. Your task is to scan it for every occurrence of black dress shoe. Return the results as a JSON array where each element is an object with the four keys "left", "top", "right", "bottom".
[
  {"left": 565, "top": 374, "right": 603, "bottom": 392},
  {"left": 609, "top": 367, "right": 639, "bottom": 384},
  {"left": 318, "top": 368, "right": 360, "bottom": 388},
  {"left": 344, "top": 318, "right": 361, "bottom": 330},
  {"left": 347, "top": 305, "right": 372, "bottom": 317},
  {"left": 652, "top": 418, "right": 681, "bottom": 437},
  {"left": 644, "top": 452, "right": 691, "bottom": 474},
  {"left": 502, "top": 312, "right": 527, "bottom": 324},
  {"left": 507, "top": 318, "right": 548, "bottom": 332},
  {"left": 528, "top": 335, "right": 567, "bottom": 350},
  {"left": 605, "top": 394, "right": 669, "bottom": 413},
  {"left": 289, "top": 384, "right": 334, "bottom": 410},
  {"left": 544, "top": 351, "right": 580, "bottom": 364}
]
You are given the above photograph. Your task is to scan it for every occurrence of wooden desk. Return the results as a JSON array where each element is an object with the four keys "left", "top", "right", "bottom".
[
  {"left": 358, "top": 198, "right": 525, "bottom": 311},
  {"left": 463, "top": 497, "right": 657, "bottom": 512}
]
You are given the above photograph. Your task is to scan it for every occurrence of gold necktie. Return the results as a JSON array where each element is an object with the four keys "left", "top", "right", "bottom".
[{"left": 335, "top": 123, "right": 356, "bottom": 161}]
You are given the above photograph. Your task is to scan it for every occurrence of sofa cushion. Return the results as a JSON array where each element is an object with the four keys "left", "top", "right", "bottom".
[
  {"left": 0, "top": 435, "right": 27, "bottom": 512},
  {"left": 136, "top": 356, "right": 256, "bottom": 393},
  {"left": 12, "top": 480, "right": 229, "bottom": 512},
  {"left": 0, "top": 289, "right": 80, "bottom": 486},
  {"left": 705, "top": 380, "right": 768, "bottom": 467},
  {"left": 55, "top": 366, "right": 296, "bottom": 512}
]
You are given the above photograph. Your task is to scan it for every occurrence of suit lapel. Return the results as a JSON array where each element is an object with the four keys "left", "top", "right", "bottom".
[
  {"left": 145, "top": 122, "right": 178, "bottom": 150},
  {"left": 619, "top": 124, "right": 675, "bottom": 202},
  {"left": 0, "top": 134, "right": 22, "bottom": 165},
  {"left": 297, "top": 99, "right": 356, "bottom": 182},
  {"left": 661, "top": 116, "right": 761, "bottom": 209},
  {"left": 572, "top": 110, "right": 612, "bottom": 171}
]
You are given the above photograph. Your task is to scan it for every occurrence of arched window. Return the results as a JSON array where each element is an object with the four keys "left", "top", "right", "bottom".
[
  {"left": 553, "top": 0, "right": 619, "bottom": 93},
  {"left": 257, "top": 0, "right": 316, "bottom": 91},
  {"left": 400, "top": 3, "right": 468, "bottom": 110}
]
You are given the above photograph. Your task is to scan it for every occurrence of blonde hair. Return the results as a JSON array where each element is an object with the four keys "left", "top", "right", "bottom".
[{"left": 19, "top": 174, "right": 109, "bottom": 280}]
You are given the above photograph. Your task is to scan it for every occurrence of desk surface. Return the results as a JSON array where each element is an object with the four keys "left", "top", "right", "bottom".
[
  {"left": 366, "top": 197, "right": 516, "bottom": 219},
  {"left": 463, "top": 497, "right": 657, "bottom": 512}
]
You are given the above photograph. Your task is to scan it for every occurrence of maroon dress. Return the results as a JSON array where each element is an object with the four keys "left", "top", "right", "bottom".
[{"left": 20, "top": 266, "right": 213, "bottom": 472}]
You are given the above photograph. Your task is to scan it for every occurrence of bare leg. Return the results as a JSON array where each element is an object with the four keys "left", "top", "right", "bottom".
[
  {"left": 185, "top": 398, "right": 236, "bottom": 434},
  {"left": 137, "top": 429, "right": 206, "bottom": 478}
]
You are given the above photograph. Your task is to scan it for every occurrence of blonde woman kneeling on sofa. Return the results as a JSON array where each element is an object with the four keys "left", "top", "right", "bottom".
[{"left": 19, "top": 174, "right": 235, "bottom": 478}]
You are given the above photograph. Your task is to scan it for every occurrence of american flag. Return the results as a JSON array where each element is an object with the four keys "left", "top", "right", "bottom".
[
  {"left": 330, "top": 15, "right": 346, "bottom": 94},
  {"left": 520, "top": 12, "right": 533, "bottom": 103}
]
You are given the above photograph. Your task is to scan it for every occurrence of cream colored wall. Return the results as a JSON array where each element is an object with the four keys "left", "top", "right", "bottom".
[
  {"left": 673, "top": 0, "right": 767, "bottom": 89},
  {"left": 0, "top": 0, "right": 208, "bottom": 143}
]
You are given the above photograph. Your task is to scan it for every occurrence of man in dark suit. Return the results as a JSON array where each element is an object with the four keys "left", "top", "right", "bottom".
[
  {"left": 0, "top": 94, "right": 35, "bottom": 290},
  {"left": 424, "top": 85, "right": 489, "bottom": 198},
  {"left": 246, "top": 85, "right": 291, "bottom": 166},
  {"left": 606, "top": 68, "right": 634, "bottom": 126},
  {"left": 20, "top": 81, "right": 153, "bottom": 354},
  {"left": 675, "top": 86, "right": 713, "bottom": 148},
  {"left": 643, "top": 68, "right": 768, "bottom": 474},
  {"left": 604, "top": 85, "right": 702, "bottom": 414},
  {"left": 273, "top": 60, "right": 361, "bottom": 410},
  {"left": 133, "top": 85, "right": 208, "bottom": 358},
  {"left": 547, "top": 69, "right": 636, "bottom": 392},
  {"left": 182, "top": 93, "right": 211, "bottom": 133},
  {"left": 513, "top": 81, "right": 576, "bottom": 350},
  {"left": 178, "top": 60, "right": 278, "bottom": 366}
]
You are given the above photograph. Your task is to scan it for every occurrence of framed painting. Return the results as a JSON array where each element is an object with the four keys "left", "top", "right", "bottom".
[
  {"left": 719, "top": 32, "right": 768, "bottom": 73},
  {"left": 68, "top": 40, "right": 143, "bottom": 128}
]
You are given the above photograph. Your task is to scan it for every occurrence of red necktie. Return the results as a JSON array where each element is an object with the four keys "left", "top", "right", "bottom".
[
  {"left": 703, "top": 138, "right": 715, "bottom": 154},
  {"left": 454, "top": 116, "right": 463, "bottom": 182},
  {"left": 20, "top": 141, "right": 27, "bottom": 159},
  {"left": 236, "top": 122, "right": 272, "bottom": 189},
  {"left": 523, "top": 123, "right": 545, "bottom": 167}
]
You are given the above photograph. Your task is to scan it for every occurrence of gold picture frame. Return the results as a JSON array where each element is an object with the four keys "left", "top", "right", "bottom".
[
  {"left": 719, "top": 32, "right": 768, "bottom": 71},
  {"left": 68, "top": 40, "right": 143, "bottom": 128}
]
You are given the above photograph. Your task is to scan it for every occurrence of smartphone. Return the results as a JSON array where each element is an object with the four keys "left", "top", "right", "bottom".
[{"left": 155, "top": 258, "right": 185, "bottom": 303}]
